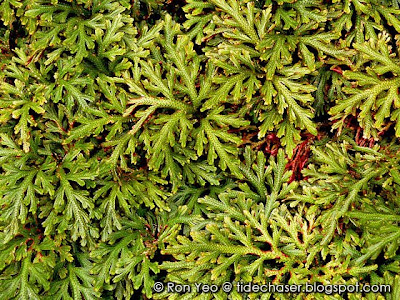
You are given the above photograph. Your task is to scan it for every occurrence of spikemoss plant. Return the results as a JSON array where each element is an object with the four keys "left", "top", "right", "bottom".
[{"left": 1, "top": 0, "right": 400, "bottom": 299}]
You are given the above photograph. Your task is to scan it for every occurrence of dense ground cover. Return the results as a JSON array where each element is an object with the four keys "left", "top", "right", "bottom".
[{"left": 0, "top": 0, "right": 400, "bottom": 299}]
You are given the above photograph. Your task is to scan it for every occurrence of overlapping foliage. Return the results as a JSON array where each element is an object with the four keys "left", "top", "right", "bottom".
[{"left": 1, "top": 0, "right": 400, "bottom": 299}]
